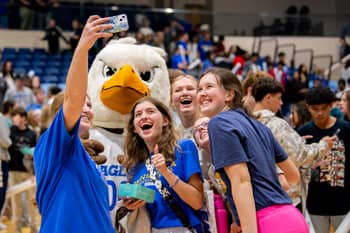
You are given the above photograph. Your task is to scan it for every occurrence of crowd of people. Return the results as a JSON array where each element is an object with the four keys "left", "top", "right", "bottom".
[{"left": 0, "top": 13, "right": 350, "bottom": 233}]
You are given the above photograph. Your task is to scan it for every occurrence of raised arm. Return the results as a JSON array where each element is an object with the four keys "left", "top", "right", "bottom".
[{"left": 63, "top": 15, "right": 112, "bottom": 131}]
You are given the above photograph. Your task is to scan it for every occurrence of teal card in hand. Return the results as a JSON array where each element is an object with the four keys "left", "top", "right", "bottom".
[{"left": 118, "top": 184, "right": 155, "bottom": 203}]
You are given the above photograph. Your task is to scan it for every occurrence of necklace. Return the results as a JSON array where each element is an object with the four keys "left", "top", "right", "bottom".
[{"left": 145, "top": 158, "right": 171, "bottom": 198}]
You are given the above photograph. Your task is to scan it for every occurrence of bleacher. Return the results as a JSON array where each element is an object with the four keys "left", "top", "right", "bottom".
[
  {"left": 1, "top": 47, "right": 72, "bottom": 85},
  {"left": 0, "top": 31, "right": 347, "bottom": 96}
]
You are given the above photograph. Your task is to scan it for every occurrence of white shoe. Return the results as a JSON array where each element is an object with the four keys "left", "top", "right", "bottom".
[{"left": 0, "top": 222, "right": 7, "bottom": 230}]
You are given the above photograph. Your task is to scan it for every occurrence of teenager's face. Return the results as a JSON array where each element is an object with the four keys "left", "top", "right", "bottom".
[
  {"left": 307, "top": 103, "right": 332, "bottom": 124},
  {"left": 12, "top": 114, "right": 27, "bottom": 129},
  {"left": 133, "top": 101, "right": 169, "bottom": 146},
  {"left": 198, "top": 73, "right": 230, "bottom": 118},
  {"left": 301, "top": 65, "right": 307, "bottom": 73},
  {"left": 289, "top": 105, "right": 300, "bottom": 128},
  {"left": 193, "top": 117, "right": 210, "bottom": 152},
  {"left": 30, "top": 110, "right": 41, "bottom": 125},
  {"left": 266, "top": 92, "right": 283, "bottom": 113},
  {"left": 5, "top": 61, "right": 12, "bottom": 72},
  {"left": 79, "top": 97, "right": 93, "bottom": 137},
  {"left": 171, "top": 77, "right": 198, "bottom": 117},
  {"left": 340, "top": 94, "right": 349, "bottom": 115}
]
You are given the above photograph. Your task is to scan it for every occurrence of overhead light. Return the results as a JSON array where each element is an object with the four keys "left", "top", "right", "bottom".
[
  {"left": 165, "top": 8, "right": 174, "bottom": 13},
  {"left": 110, "top": 6, "right": 119, "bottom": 11}
]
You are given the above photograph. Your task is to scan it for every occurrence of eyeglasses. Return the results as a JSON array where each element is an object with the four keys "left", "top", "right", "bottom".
[{"left": 193, "top": 121, "right": 209, "bottom": 134}]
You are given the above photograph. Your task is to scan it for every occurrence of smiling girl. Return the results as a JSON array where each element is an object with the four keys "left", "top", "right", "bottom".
[
  {"left": 171, "top": 74, "right": 200, "bottom": 139},
  {"left": 122, "top": 97, "right": 204, "bottom": 233},
  {"left": 33, "top": 15, "right": 115, "bottom": 233},
  {"left": 197, "top": 67, "right": 308, "bottom": 233}
]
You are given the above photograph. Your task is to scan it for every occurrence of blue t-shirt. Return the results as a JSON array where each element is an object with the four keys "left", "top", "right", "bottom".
[
  {"left": 176, "top": 41, "right": 188, "bottom": 52},
  {"left": 208, "top": 109, "right": 291, "bottom": 222},
  {"left": 171, "top": 53, "right": 188, "bottom": 73},
  {"left": 197, "top": 40, "right": 214, "bottom": 61},
  {"left": 129, "top": 139, "right": 202, "bottom": 230},
  {"left": 175, "top": 41, "right": 189, "bottom": 64},
  {"left": 34, "top": 108, "right": 114, "bottom": 233},
  {"left": 201, "top": 59, "right": 213, "bottom": 73}
]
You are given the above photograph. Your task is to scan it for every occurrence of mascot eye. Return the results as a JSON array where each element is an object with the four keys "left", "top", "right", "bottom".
[
  {"left": 102, "top": 66, "right": 117, "bottom": 77},
  {"left": 140, "top": 71, "right": 152, "bottom": 82}
]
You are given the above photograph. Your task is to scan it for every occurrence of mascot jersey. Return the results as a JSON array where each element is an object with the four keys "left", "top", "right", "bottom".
[
  {"left": 34, "top": 108, "right": 114, "bottom": 233},
  {"left": 90, "top": 127, "right": 127, "bottom": 213},
  {"left": 130, "top": 139, "right": 202, "bottom": 231}
]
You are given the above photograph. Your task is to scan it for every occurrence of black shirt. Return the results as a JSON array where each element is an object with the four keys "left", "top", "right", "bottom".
[
  {"left": 8, "top": 125, "right": 36, "bottom": 171},
  {"left": 43, "top": 26, "right": 67, "bottom": 54},
  {"left": 298, "top": 119, "right": 350, "bottom": 215}
]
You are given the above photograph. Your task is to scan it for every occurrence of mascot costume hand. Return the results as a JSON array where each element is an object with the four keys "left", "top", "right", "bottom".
[{"left": 82, "top": 139, "right": 107, "bottom": 165}]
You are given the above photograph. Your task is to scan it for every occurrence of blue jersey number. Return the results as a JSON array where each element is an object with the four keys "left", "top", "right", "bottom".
[{"left": 107, "top": 180, "right": 117, "bottom": 210}]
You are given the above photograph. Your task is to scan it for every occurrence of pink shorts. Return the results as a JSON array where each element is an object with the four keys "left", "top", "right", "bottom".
[{"left": 257, "top": 204, "right": 309, "bottom": 233}]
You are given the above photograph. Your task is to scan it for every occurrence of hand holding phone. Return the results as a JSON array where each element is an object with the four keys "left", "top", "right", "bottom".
[
  {"left": 104, "top": 14, "right": 129, "bottom": 33},
  {"left": 322, "top": 135, "right": 337, "bottom": 150},
  {"left": 334, "top": 128, "right": 341, "bottom": 137}
]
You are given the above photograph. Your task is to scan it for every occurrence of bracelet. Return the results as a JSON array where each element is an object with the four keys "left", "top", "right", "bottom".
[{"left": 170, "top": 175, "right": 180, "bottom": 188}]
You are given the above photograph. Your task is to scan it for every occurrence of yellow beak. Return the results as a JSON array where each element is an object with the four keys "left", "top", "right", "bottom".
[{"left": 100, "top": 64, "right": 150, "bottom": 114}]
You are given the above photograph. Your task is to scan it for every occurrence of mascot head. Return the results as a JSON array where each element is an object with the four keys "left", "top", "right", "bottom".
[{"left": 88, "top": 37, "right": 170, "bottom": 129}]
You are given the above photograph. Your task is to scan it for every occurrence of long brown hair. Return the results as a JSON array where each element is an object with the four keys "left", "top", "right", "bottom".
[
  {"left": 291, "top": 100, "right": 312, "bottom": 128},
  {"left": 200, "top": 67, "right": 243, "bottom": 110},
  {"left": 123, "top": 97, "right": 178, "bottom": 175}
]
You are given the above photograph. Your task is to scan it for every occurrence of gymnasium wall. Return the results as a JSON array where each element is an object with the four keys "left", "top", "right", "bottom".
[{"left": 0, "top": 29, "right": 341, "bottom": 70}]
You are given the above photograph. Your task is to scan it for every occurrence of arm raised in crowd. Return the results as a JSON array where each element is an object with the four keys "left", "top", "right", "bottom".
[{"left": 63, "top": 15, "right": 112, "bottom": 131}]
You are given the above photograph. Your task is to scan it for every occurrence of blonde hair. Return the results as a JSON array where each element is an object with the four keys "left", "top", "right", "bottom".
[
  {"left": 50, "top": 92, "right": 65, "bottom": 118},
  {"left": 39, "top": 91, "right": 65, "bottom": 130},
  {"left": 242, "top": 71, "right": 273, "bottom": 96},
  {"left": 40, "top": 104, "right": 51, "bottom": 130},
  {"left": 171, "top": 74, "right": 198, "bottom": 96},
  {"left": 168, "top": 68, "right": 186, "bottom": 85}
]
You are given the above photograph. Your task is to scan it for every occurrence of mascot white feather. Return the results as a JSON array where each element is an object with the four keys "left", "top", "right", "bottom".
[{"left": 87, "top": 37, "right": 170, "bottom": 220}]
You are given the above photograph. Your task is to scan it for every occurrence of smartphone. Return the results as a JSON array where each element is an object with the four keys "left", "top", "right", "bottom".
[
  {"left": 334, "top": 128, "right": 341, "bottom": 137},
  {"left": 105, "top": 14, "right": 129, "bottom": 33}
]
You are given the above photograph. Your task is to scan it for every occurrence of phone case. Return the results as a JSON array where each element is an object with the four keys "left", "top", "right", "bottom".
[{"left": 105, "top": 14, "right": 129, "bottom": 33}]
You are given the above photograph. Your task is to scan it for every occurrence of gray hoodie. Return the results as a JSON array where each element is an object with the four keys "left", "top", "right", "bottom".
[{"left": 0, "top": 113, "right": 11, "bottom": 161}]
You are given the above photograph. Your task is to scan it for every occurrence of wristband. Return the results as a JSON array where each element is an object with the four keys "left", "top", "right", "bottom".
[{"left": 170, "top": 175, "right": 180, "bottom": 188}]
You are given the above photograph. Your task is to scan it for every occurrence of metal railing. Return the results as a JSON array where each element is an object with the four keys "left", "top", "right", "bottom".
[
  {"left": 294, "top": 48, "right": 314, "bottom": 73},
  {"left": 275, "top": 43, "right": 296, "bottom": 63},
  {"left": 256, "top": 37, "right": 339, "bottom": 82},
  {"left": 312, "top": 54, "right": 333, "bottom": 80},
  {"left": 326, "top": 53, "right": 350, "bottom": 80},
  {"left": 257, "top": 37, "right": 278, "bottom": 59}
]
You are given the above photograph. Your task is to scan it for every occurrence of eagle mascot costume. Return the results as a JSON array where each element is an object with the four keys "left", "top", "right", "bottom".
[{"left": 87, "top": 37, "right": 170, "bottom": 221}]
